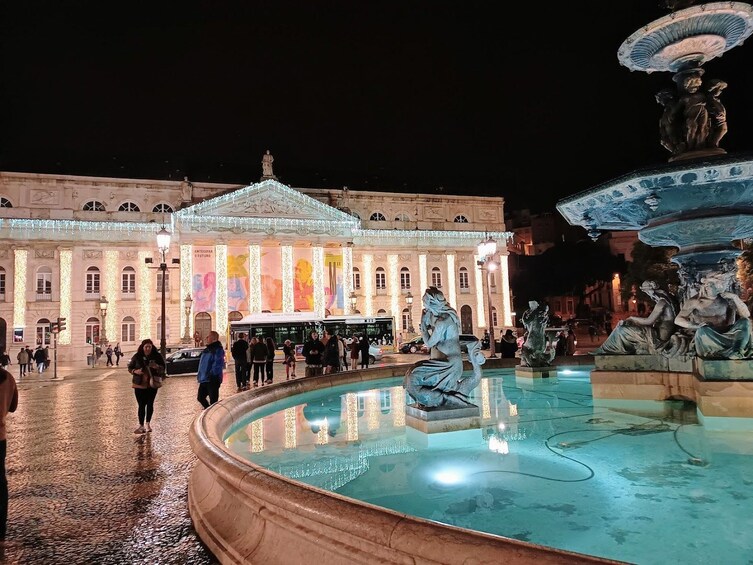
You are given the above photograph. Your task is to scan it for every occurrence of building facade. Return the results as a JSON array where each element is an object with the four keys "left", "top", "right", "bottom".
[{"left": 0, "top": 169, "right": 512, "bottom": 361}]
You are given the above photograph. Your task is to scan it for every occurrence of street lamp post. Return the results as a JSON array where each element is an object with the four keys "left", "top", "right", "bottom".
[
  {"left": 182, "top": 293, "right": 193, "bottom": 344},
  {"left": 99, "top": 295, "right": 109, "bottom": 345},
  {"left": 477, "top": 236, "right": 498, "bottom": 358},
  {"left": 156, "top": 226, "right": 172, "bottom": 359},
  {"left": 405, "top": 291, "right": 414, "bottom": 334}
]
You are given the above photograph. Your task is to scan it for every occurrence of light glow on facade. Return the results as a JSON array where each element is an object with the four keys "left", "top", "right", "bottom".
[
  {"left": 312, "top": 246, "right": 325, "bottom": 318},
  {"left": 363, "top": 254, "right": 373, "bottom": 316},
  {"left": 180, "top": 244, "right": 193, "bottom": 337},
  {"left": 282, "top": 246, "right": 294, "bottom": 313},
  {"left": 13, "top": 249, "right": 26, "bottom": 331},
  {"left": 342, "top": 245, "right": 353, "bottom": 315},
  {"left": 500, "top": 255, "right": 513, "bottom": 326},
  {"left": 104, "top": 250, "right": 119, "bottom": 341},
  {"left": 446, "top": 254, "right": 457, "bottom": 308},
  {"left": 388, "top": 254, "right": 399, "bottom": 319},
  {"left": 215, "top": 244, "right": 228, "bottom": 337},
  {"left": 58, "top": 249, "right": 72, "bottom": 344},
  {"left": 249, "top": 245, "right": 261, "bottom": 313},
  {"left": 418, "top": 254, "right": 427, "bottom": 296},
  {"left": 138, "top": 251, "right": 152, "bottom": 341},
  {"left": 474, "top": 254, "right": 486, "bottom": 328}
]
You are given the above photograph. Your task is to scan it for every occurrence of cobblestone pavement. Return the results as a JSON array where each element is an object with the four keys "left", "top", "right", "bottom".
[{"left": 2, "top": 363, "right": 222, "bottom": 565}]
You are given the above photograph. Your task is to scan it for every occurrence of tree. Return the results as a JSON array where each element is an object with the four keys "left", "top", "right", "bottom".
[
  {"left": 622, "top": 241, "right": 678, "bottom": 302},
  {"left": 737, "top": 240, "right": 753, "bottom": 294}
]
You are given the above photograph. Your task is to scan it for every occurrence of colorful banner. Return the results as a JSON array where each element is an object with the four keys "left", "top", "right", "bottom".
[
  {"left": 193, "top": 246, "right": 216, "bottom": 313},
  {"left": 293, "top": 248, "right": 314, "bottom": 311},
  {"left": 261, "top": 247, "right": 282, "bottom": 312},
  {"left": 227, "top": 246, "right": 250, "bottom": 313},
  {"left": 324, "top": 252, "right": 343, "bottom": 313}
]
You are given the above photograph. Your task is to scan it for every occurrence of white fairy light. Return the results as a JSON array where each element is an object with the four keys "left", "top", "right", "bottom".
[
  {"left": 58, "top": 249, "right": 72, "bottom": 345},
  {"left": 481, "top": 379, "right": 491, "bottom": 419},
  {"left": 284, "top": 407, "right": 297, "bottom": 449},
  {"left": 363, "top": 254, "right": 373, "bottom": 317},
  {"left": 418, "top": 254, "right": 427, "bottom": 296},
  {"left": 316, "top": 418, "right": 329, "bottom": 445},
  {"left": 138, "top": 251, "right": 152, "bottom": 341},
  {"left": 446, "top": 254, "right": 457, "bottom": 308},
  {"left": 342, "top": 246, "right": 353, "bottom": 315},
  {"left": 346, "top": 392, "right": 358, "bottom": 441},
  {"left": 367, "top": 390, "right": 380, "bottom": 431},
  {"left": 250, "top": 419, "right": 264, "bottom": 453},
  {"left": 474, "top": 255, "right": 486, "bottom": 328},
  {"left": 282, "top": 246, "right": 294, "bottom": 313},
  {"left": 215, "top": 244, "right": 228, "bottom": 338},
  {"left": 312, "top": 246, "right": 325, "bottom": 317},
  {"left": 249, "top": 245, "right": 261, "bottom": 313},
  {"left": 13, "top": 249, "right": 26, "bottom": 331},
  {"left": 500, "top": 254, "right": 513, "bottom": 327},
  {"left": 180, "top": 244, "right": 192, "bottom": 337},
  {"left": 388, "top": 254, "right": 399, "bottom": 320},
  {"left": 104, "top": 250, "right": 119, "bottom": 341},
  {"left": 391, "top": 386, "right": 405, "bottom": 427}
]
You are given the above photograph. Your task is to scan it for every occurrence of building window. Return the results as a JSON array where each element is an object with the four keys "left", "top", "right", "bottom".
[
  {"left": 36, "top": 318, "right": 52, "bottom": 346},
  {"left": 375, "top": 267, "right": 386, "bottom": 290},
  {"left": 395, "top": 213, "right": 410, "bottom": 222},
  {"left": 490, "top": 271, "right": 497, "bottom": 288},
  {"left": 121, "top": 316, "right": 136, "bottom": 343},
  {"left": 431, "top": 267, "right": 442, "bottom": 288},
  {"left": 0, "top": 267, "right": 5, "bottom": 300},
  {"left": 400, "top": 267, "right": 411, "bottom": 290},
  {"left": 36, "top": 267, "right": 52, "bottom": 300},
  {"left": 377, "top": 309, "right": 387, "bottom": 315},
  {"left": 369, "top": 212, "right": 386, "bottom": 221},
  {"left": 380, "top": 390, "right": 391, "bottom": 411},
  {"left": 459, "top": 267, "right": 469, "bottom": 289},
  {"left": 83, "top": 200, "right": 106, "bottom": 212},
  {"left": 118, "top": 201, "right": 141, "bottom": 212},
  {"left": 491, "top": 307, "right": 498, "bottom": 327},
  {"left": 121, "top": 266, "right": 136, "bottom": 295},
  {"left": 86, "top": 266, "right": 101, "bottom": 297},
  {"left": 157, "top": 271, "right": 170, "bottom": 293},
  {"left": 0, "top": 197, "right": 12, "bottom": 208},
  {"left": 153, "top": 203, "right": 174, "bottom": 213},
  {"left": 454, "top": 215, "right": 469, "bottom": 223},
  {"left": 402, "top": 308, "right": 410, "bottom": 331},
  {"left": 85, "top": 317, "right": 100, "bottom": 344},
  {"left": 352, "top": 267, "right": 361, "bottom": 290},
  {"left": 156, "top": 316, "right": 170, "bottom": 343}
]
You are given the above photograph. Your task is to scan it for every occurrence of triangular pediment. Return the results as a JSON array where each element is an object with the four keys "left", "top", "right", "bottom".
[{"left": 177, "top": 179, "right": 356, "bottom": 223}]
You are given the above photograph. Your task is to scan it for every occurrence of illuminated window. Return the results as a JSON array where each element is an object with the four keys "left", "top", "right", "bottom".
[
  {"left": 121, "top": 266, "right": 136, "bottom": 295},
  {"left": 83, "top": 200, "right": 106, "bottom": 211},
  {"left": 454, "top": 215, "right": 469, "bottom": 223},
  {"left": 395, "top": 213, "right": 410, "bottom": 221},
  {"left": 431, "top": 266, "right": 442, "bottom": 288},
  {"left": 459, "top": 267, "right": 469, "bottom": 289},
  {"left": 401, "top": 308, "right": 410, "bottom": 331},
  {"left": 85, "top": 317, "right": 100, "bottom": 344},
  {"left": 36, "top": 266, "right": 52, "bottom": 300},
  {"left": 157, "top": 271, "right": 170, "bottom": 293},
  {"left": 85, "top": 266, "right": 100, "bottom": 297},
  {"left": 375, "top": 267, "right": 386, "bottom": 290},
  {"left": 400, "top": 267, "right": 411, "bottom": 290},
  {"left": 0, "top": 267, "right": 5, "bottom": 300},
  {"left": 0, "top": 197, "right": 12, "bottom": 208},
  {"left": 121, "top": 316, "right": 136, "bottom": 343},
  {"left": 352, "top": 267, "right": 361, "bottom": 290},
  {"left": 36, "top": 318, "right": 52, "bottom": 346},
  {"left": 369, "top": 212, "right": 386, "bottom": 221},
  {"left": 118, "top": 201, "right": 140, "bottom": 212},
  {"left": 152, "top": 203, "right": 174, "bottom": 213}
]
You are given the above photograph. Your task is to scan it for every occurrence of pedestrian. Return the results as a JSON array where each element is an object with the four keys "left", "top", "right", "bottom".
[
  {"left": 0, "top": 352, "right": 9, "bottom": 370},
  {"left": 499, "top": 329, "right": 519, "bottom": 358},
  {"left": 397, "top": 332, "right": 403, "bottom": 349},
  {"left": 127, "top": 338, "right": 165, "bottom": 434},
  {"left": 43, "top": 346, "right": 50, "bottom": 371},
  {"left": 25, "top": 347, "right": 33, "bottom": 374},
  {"left": 303, "top": 330, "right": 325, "bottom": 378},
  {"left": 230, "top": 333, "right": 249, "bottom": 392},
  {"left": 95, "top": 345, "right": 103, "bottom": 366},
  {"left": 282, "top": 340, "right": 297, "bottom": 380},
  {"left": 322, "top": 329, "right": 340, "bottom": 374},
  {"left": 114, "top": 343, "right": 122, "bottom": 366},
  {"left": 105, "top": 344, "right": 114, "bottom": 366},
  {"left": 566, "top": 329, "right": 577, "bottom": 356},
  {"left": 16, "top": 348, "right": 27, "bottom": 378},
  {"left": 250, "top": 336, "right": 268, "bottom": 387},
  {"left": 349, "top": 335, "right": 360, "bottom": 370},
  {"left": 264, "top": 337, "right": 276, "bottom": 384},
  {"left": 359, "top": 334, "right": 370, "bottom": 369},
  {"left": 34, "top": 347, "right": 46, "bottom": 374},
  {"left": 339, "top": 334, "right": 348, "bottom": 369},
  {"left": 196, "top": 330, "right": 225, "bottom": 409},
  {"left": 0, "top": 365, "right": 18, "bottom": 542}
]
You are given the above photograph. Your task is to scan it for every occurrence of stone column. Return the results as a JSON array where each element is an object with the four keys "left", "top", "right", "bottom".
[
  {"left": 474, "top": 253, "right": 487, "bottom": 328},
  {"left": 282, "top": 246, "right": 294, "bottom": 313},
  {"left": 138, "top": 250, "right": 152, "bottom": 341},
  {"left": 249, "top": 244, "right": 262, "bottom": 313},
  {"left": 313, "top": 246, "right": 325, "bottom": 318},
  {"left": 180, "top": 244, "right": 193, "bottom": 338},
  {"left": 445, "top": 253, "right": 457, "bottom": 309},
  {"left": 388, "top": 254, "right": 399, "bottom": 321},
  {"left": 342, "top": 244, "right": 353, "bottom": 315},
  {"left": 12, "top": 248, "right": 27, "bottom": 336},
  {"left": 362, "top": 254, "right": 374, "bottom": 317},
  {"left": 418, "top": 254, "right": 427, "bottom": 297},
  {"left": 499, "top": 254, "right": 513, "bottom": 327},
  {"left": 103, "top": 250, "right": 119, "bottom": 343},
  {"left": 58, "top": 248, "right": 72, "bottom": 345},
  {"left": 215, "top": 244, "right": 228, "bottom": 340}
]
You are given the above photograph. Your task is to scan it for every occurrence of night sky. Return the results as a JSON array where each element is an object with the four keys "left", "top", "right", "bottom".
[{"left": 3, "top": 1, "right": 753, "bottom": 212}]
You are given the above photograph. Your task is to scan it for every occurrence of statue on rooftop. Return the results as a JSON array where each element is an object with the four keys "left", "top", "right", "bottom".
[
  {"left": 520, "top": 300, "right": 555, "bottom": 367},
  {"left": 404, "top": 287, "right": 485, "bottom": 409},
  {"left": 261, "top": 150, "right": 275, "bottom": 179}
]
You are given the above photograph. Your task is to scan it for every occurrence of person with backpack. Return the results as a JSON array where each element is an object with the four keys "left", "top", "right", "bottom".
[{"left": 230, "top": 333, "right": 249, "bottom": 392}]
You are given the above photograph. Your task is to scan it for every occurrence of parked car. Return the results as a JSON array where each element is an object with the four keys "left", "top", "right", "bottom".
[
  {"left": 344, "top": 339, "right": 384, "bottom": 364},
  {"left": 165, "top": 347, "right": 204, "bottom": 375},
  {"left": 399, "top": 336, "right": 426, "bottom": 354},
  {"left": 458, "top": 334, "right": 480, "bottom": 353}
]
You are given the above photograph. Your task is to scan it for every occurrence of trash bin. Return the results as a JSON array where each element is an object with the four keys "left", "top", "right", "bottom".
[{"left": 87, "top": 353, "right": 94, "bottom": 367}]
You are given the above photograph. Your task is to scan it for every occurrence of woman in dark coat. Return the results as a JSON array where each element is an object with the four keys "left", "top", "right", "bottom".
[
  {"left": 127, "top": 339, "right": 165, "bottom": 434},
  {"left": 359, "top": 334, "right": 371, "bottom": 369}
]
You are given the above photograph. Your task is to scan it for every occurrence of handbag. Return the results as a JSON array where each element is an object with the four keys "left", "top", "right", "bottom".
[
  {"left": 132, "top": 373, "right": 143, "bottom": 386},
  {"left": 147, "top": 363, "right": 166, "bottom": 389}
]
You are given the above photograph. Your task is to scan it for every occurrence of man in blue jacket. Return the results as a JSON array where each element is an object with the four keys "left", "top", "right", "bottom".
[{"left": 197, "top": 331, "right": 225, "bottom": 409}]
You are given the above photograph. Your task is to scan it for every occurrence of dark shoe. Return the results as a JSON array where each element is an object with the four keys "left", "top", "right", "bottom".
[{"left": 265, "top": 379, "right": 273, "bottom": 384}]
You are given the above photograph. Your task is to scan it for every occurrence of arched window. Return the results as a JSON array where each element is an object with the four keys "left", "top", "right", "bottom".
[
  {"left": 86, "top": 266, "right": 101, "bottom": 297},
  {"left": 352, "top": 267, "right": 361, "bottom": 290},
  {"left": 152, "top": 203, "right": 174, "bottom": 213},
  {"left": 400, "top": 267, "right": 411, "bottom": 290},
  {"left": 431, "top": 266, "right": 442, "bottom": 288},
  {"left": 121, "top": 266, "right": 136, "bottom": 295},
  {"left": 0, "top": 197, "right": 12, "bottom": 208},
  {"left": 460, "top": 305, "right": 473, "bottom": 334},
  {"left": 351, "top": 211, "right": 361, "bottom": 220},
  {"left": 369, "top": 212, "right": 386, "bottom": 221},
  {"left": 36, "top": 318, "right": 51, "bottom": 346},
  {"left": 85, "top": 316, "right": 100, "bottom": 344},
  {"left": 36, "top": 266, "right": 52, "bottom": 299},
  {"left": 83, "top": 200, "right": 106, "bottom": 211},
  {"left": 401, "top": 307, "right": 411, "bottom": 331},
  {"left": 375, "top": 267, "right": 386, "bottom": 290},
  {"left": 453, "top": 215, "right": 469, "bottom": 223},
  {"left": 118, "top": 201, "right": 140, "bottom": 212},
  {"left": 121, "top": 316, "right": 136, "bottom": 343},
  {"left": 0, "top": 266, "right": 5, "bottom": 300},
  {"left": 395, "top": 213, "right": 410, "bottom": 222},
  {"left": 377, "top": 308, "right": 387, "bottom": 315},
  {"left": 156, "top": 316, "right": 170, "bottom": 343},
  {"left": 458, "top": 267, "right": 469, "bottom": 290},
  {"left": 490, "top": 271, "right": 497, "bottom": 289},
  {"left": 228, "top": 311, "right": 243, "bottom": 322}
]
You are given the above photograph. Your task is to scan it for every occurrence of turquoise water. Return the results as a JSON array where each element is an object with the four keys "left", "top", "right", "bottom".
[{"left": 224, "top": 368, "right": 753, "bottom": 564}]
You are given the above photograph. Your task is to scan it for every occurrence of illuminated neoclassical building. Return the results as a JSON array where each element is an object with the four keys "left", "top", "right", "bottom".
[{"left": 0, "top": 167, "right": 512, "bottom": 361}]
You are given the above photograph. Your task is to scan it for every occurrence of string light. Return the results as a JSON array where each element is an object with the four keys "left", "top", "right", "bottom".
[
  {"left": 363, "top": 254, "right": 373, "bottom": 317},
  {"left": 354, "top": 229, "right": 512, "bottom": 247},
  {"left": 391, "top": 386, "right": 405, "bottom": 427},
  {"left": 367, "top": 390, "right": 380, "bottom": 430},
  {"left": 215, "top": 244, "right": 228, "bottom": 338},
  {"left": 316, "top": 418, "right": 329, "bottom": 445},
  {"left": 180, "top": 244, "right": 192, "bottom": 337},
  {"left": 282, "top": 246, "right": 293, "bottom": 313},
  {"left": 6, "top": 218, "right": 177, "bottom": 241},
  {"left": 388, "top": 255, "right": 399, "bottom": 320},
  {"left": 312, "top": 246, "right": 324, "bottom": 317},
  {"left": 13, "top": 249, "right": 26, "bottom": 331},
  {"left": 342, "top": 246, "right": 353, "bottom": 315},
  {"left": 104, "top": 250, "right": 118, "bottom": 341},
  {"left": 446, "top": 254, "right": 457, "bottom": 308},
  {"left": 474, "top": 254, "right": 486, "bottom": 328},
  {"left": 250, "top": 419, "right": 264, "bottom": 453},
  {"left": 249, "top": 245, "right": 261, "bottom": 313},
  {"left": 58, "top": 249, "right": 72, "bottom": 345},
  {"left": 284, "top": 407, "right": 297, "bottom": 449},
  {"left": 481, "top": 379, "right": 491, "bottom": 419},
  {"left": 138, "top": 251, "right": 151, "bottom": 341},
  {"left": 346, "top": 392, "right": 358, "bottom": 441},
  {"left": 500, "top": 255, "right": 513, "bottom": 327},
  {"left": 418, "top": 254, "right": 427, "bottom": 296}
]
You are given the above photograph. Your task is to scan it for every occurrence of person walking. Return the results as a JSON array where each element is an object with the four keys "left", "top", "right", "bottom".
[
  {"left": 16, "top": 348, "right": 27, "bottom": 378},
  {"left": 94, "top": 345, "right": 103, "bottom": 366},
  {"left": 230, "top": 333, "right": 249, "bottom": 392},
  {"left": 114, "top": 343, "right": 123, "bottom": 366},
  {"left": 25, "top": 347, "right": 33, "bottom": 375},
  {"left": 105, "top": 344, "right": 114, "bottom": 366},
  {"left": 0, "top": 352, "right": 9, "bottom": 370},
  {"left": 303, "top": 330, "right": 325, "bottom": 378},
  {"left": 349, "top": 335, "right": 360, "bottom": 370},
  {"left": 0, "top": 365, "right": 18, "bottom": 542},
  {"left": 196, "top": 331, "right": 225, "bottom": 409},
  {"left": 127, "top": 339, "right": 165, "bottom": 434},
  {"left": 250, "top": 336, "right": 268, "bottom": 387},
  {"left": 359, "top": 334, "right": 370, "bottom": 369},
  {"left": 339, "top": 334, "right": 348, "bottom": 369},
  {"left": 282, "top": 340, "right": 297, "bottom": 380},
  {"left": 33, "top": 347, "right": 46, "bottom": 374},
  {"left": 322, "top": 330, "right": 340, "bottom": 374},
  {"left": 43, "top": 346, "right": 50, "bottom": 371},
  {"left": 264, "top": 337, "right": 276, "bottom": 384}
]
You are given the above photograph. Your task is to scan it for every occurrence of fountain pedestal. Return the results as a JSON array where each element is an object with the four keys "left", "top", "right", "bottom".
[
  {"left": 515, "top": 365, "right": 557, "bottom": 379},
  {"left": 405, "top": 403, "right": 481, "bottom": 434}
]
